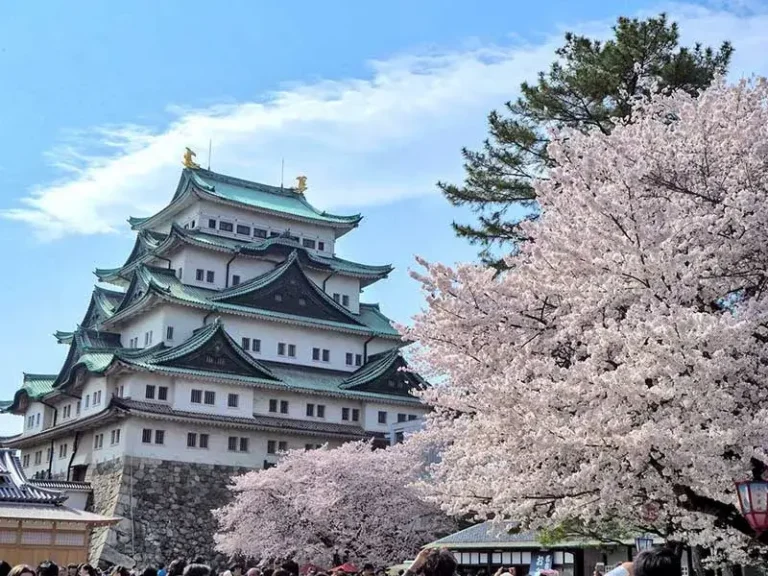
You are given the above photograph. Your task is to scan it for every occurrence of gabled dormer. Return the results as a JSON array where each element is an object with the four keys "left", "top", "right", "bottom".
[
  {"left": 340, "top": 349, "right": 427, "bottom": 397},
  {"left": 212, "top": 251, "right": 365, "bottom": 325}
]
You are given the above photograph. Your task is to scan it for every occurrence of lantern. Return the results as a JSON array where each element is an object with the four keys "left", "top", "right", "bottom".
[
  {"left": 635, "top": 534, "right": 654, "bottom": 552},
  {"left": 735, "top": 479, "right": 768, "bottom": 533}
]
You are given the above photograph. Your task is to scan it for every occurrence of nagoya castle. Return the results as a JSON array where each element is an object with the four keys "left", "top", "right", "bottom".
[{"left": 1, "top": 151, "right": 428, "bottom": 567}]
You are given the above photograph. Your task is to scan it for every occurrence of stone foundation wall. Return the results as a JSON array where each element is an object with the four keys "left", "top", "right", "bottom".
[{"left": 86, "top": 457, "right": 251, "bottom": 570}]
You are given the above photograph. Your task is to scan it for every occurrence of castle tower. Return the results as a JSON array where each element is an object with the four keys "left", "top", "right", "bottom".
[{"left": 1, "top": 166, "right": 428, "bottom": 567}]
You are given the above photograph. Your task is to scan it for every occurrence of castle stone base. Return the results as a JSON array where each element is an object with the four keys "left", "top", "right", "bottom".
[{"left": 86, "top": 457, "right": 252, "bottom": 570}]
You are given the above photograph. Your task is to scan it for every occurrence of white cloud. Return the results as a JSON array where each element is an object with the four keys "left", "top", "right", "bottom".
[{"left": 4, "top": 2, "right": 768, "bottom": 240}]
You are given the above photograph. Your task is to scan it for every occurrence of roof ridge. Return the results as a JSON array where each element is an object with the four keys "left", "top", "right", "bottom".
[
  {"left": 211, "top": 251, "right": 299, "bottom": 301},
  {"left": 191, "top": 168, "right": 301, "bottom": 198}
]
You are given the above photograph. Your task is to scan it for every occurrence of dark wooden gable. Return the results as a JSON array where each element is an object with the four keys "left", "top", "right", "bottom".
[
  {"left": 348, "top": 357, "right": 424, "bottom": 397},
  {"left": 155, "top": 329, "right": 274, "bottom": 378},
  {"left": 219, "top": 260, "right": 361, "bottom": 325}
]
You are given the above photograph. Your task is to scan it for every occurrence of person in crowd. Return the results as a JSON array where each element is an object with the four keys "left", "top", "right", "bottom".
[
  {"left": 158, "top": 566, "right": 167, "bottom": 576},
  {"left": 77, "top": 565, "right": 97, "bottom": 576},
  {"left": 9, "top": 565, "right": 35, "bottom": 576},
  {"left": 141, "top": 568, "right": 158, "bottom": 576},
  {"left": 182, "top": 566, "right": 210, "bottom": 576},
  {"left": 361, "top": 566, "right": 374, "bottom": 576},
  {"left": 110, "top": 567, "right": 130, "bottom": 576},
  {"left": 0, "top": 562, "right": 11, "bottom": 576},
  {"left": 280, "top": 563, "right": 297, "bottom": 576},
  {"left": 633, "top": 549, "right": 680, "bottom": 576},
  {"left": 191, "top": 561, "right": 205, "bottom": 569},
  {"left": 67, "top": 565, "right": 78, "bottom": 576},
  {"left": 167, "top": 560, "right": 187, "bottom": 576},
  {"left": 245, "top": 569, "right": 260, "bottom": 576},
  {"left": 36, "top": 562, "right": 58, "bottom": 576},
  {"left": 404, "top": 549, "right": 457, "bottom": 576}
]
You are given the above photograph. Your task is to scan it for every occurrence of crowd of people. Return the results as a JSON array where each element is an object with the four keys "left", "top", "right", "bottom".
[{"left": 0, "top": 547, "right": 682, "bottom": 576}]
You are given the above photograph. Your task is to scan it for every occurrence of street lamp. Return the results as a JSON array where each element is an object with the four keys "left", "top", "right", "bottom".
[
  {"left": 735, "top": 479, "right": 768, "bottom": 533},
  {"left": 635, "top": 535, "right": 654, "bottom": 552}
]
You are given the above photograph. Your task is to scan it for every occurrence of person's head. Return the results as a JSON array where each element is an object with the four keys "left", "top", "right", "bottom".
[
  {"left": 280, "top": 563, "right": 298, "bottom": 576},
  {"left": 77, "top": 565, "right": 97, "bottom": 576},
  {"left": 245, "top": 570, "right": 260, "bottom": 576},
  {"left": 633, "top": 549, "right": 680, "bottom": 576},
  {"left": 37, "top": 562, "right": 59, "bottom": 576},
  {"left": 362, "top": 566, "right": 374, "bottom": 576},
  {"left": 0, "top": 562, "right": 12, "bottom": 576},
  {"left": 182, "top": 566, "right": 210, "bottom": 576},
  {"left": 168, "top": 561, "right": 187, "bottom": 576},
  {"left": 141, "top": 568, "right": 158, "bottom": 576},
  {"left": 192, "top": 562, "right": 205, "bottom": 569},
  {"left": 9, "top": 566, "right": 36, "bottom": 576},
  {"left": 272, "top": 570, "right": 290, "bottom": 576},
  {"left": 422, "top": 550, "right": 457, "bottom": 576},
  {"left": 229, "top": 565, "right": 244, "bottom": 576}
]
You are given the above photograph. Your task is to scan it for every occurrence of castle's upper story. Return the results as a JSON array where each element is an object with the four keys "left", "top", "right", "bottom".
[{"left": 1, "top": 164, "right": 429, "bottom": 468}]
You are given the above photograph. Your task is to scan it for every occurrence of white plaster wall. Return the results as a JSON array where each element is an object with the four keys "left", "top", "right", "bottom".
[
  {"left": 161, "top": 305, "right": 206, "bottom": 346},
  {"left": 320, "top": 274, "right": 361, "bottom": 314},
  {"left": 80, "top": 377, "right": 109, "bottom": 415},
  {"left": 253, "top": 389, "right": 358, "bottom": 423},
  {"left": 118, "top": 308, "right": 165, "bottom": 348},
  {"left": 116, "top": 372, "right": 175, "bottom": 403},
  {"left": 50, "top": 432, "right": 78, "bottom": 477},
  {"left": 22, "top": 401, "right": 47, "bottom": 436},
  {"left": 20, "top": 441, "right": 53, "bottom": 477},
  {"left": 365, "top": 337, "right": 399, "bottom": 357},
  {"left": 362, "top": 403, "right": 427, "bottom": 433},
  {"left": 194, "top": 200, "right": 338, "bottom": 253},
  {"left": 172, "top": 378, "right": 254, "bottom": 418},
  {"left": 222, "top": 316, "right": 374, "bottom": 372}
]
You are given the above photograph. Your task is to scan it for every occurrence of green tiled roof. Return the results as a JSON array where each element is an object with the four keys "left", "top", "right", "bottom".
[
  {"left": 108, "top": 264, "right": 401, "bottom": 339},
  {"left": 340, "top": 349, "right": 401, "bottom": 389},
  {"left": 1, "top": 373, "right": 57, "bottom": 413},
  {"left": 53, "top": 328, "right": 122, "bottom": 389},
  {"left": 95, "top": 224, "right": 391, "bottom": 286},
  {"left": 129, "top": 168, "right": 361, "bottom": 233}
]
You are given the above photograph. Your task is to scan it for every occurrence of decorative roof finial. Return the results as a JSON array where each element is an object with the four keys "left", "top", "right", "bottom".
[
  {"left": 183, "top": 147, "right": 200, "bottom": 169},
  {"left": 295, "top": 175, "right": 307, "bottom": 194}
]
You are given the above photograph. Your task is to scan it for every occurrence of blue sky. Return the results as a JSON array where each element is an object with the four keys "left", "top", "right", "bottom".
[{"left": 0, "top": 0, "right": 766, "bottom": 434}]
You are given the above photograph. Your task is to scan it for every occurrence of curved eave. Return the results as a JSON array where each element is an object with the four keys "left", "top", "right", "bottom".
[
  {"left": 54, "top": 331, "right": 75, "bottom": 345},
  {"left": 2, "top": 408, "right": 125, "bottom": 449}
]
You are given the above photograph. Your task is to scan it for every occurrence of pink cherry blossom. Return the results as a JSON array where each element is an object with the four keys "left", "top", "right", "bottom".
[
  {"left": 213, "top": 441, "right": 455, "bottom": 566},
  {"left": 403, "top": 78, "right": 768, "bottom": 561}
]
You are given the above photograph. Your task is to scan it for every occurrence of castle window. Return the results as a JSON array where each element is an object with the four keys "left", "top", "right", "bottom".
[
  {"left": 306, "top": 403, "right": 315, "bottom": 417},
  {"left": 398, "top": 413, "right": 407, "bottom": 423},
  {"left": 378, "top": 411, "right": 387, "bottom": 424},
  {"left": 236, "top": 224, "right": 251, "bottom": 235},
  {"left": 278, "top": 441, "right": 288, "bottom": 452},
  {"left": 228, "top": 437, "right": 238, "bottom": 451},
  {"left": 219, "top": 221, "right": 234, "bottom": 232},
  {"left": 191, "top": 220, "right": 196, "bottom": 228},
  {"left": 36, "top": 413, "right": 40, "bottom": 426},
  {"left": 200, "top": 434, "right": 209, "bottom": 449},
  {"left": 142, "top": 429, "right": 152, "bottom": 444},
  {"left": 34, "top": 451, "right": 42, "bottom": 465},
  {"left": 187, "top": 433, "right": 197, "bottom": 448},
  {"left": 280, "top": 400, "right": 289, "bottom": 414},
  {"left": 158, "top": 386, "right": 168, "bottom": 401},
  {"left": 232, "top": 275, "right": 241, "bottom": 286},
  {"left": 355, "top": 354, "right": 363, "bottom": 366},
  {"left": 318, "top": 241, "right": 325, "bottom": 251},
  {"left": 267, "top": 440, "right": 276, "bottom": 454},
  {"left": 342, "top": 295, "right": 350, "bottom": 307},
  {"left": 254, "top": 228, "right": 267, "bottom": 239},
  {"left": 346, "top": 353, "right": 353, "bottom": 366},
  {"left": 85, "top": 396, "right": 90, "bottom": 408},
  {"left": 59, "top": 443, "right": 68, "bottom": 459},
  {"left": 342, "top": 408, "right": 349, "bottom": 421},
  {"left": 206, "top": 270, "right": 215, "bottom": 283},
  {"left": 242, "top": 337, "right": 251, "bottom": 351},
  {"left": 178, "top": 267, "right": 183, "bottom": 280},
  {"left": 208, "top": 219, "right": 216, "bottom": 229},
  {"left": 22, "top": 454, "right": 29, "bottom": 467},
  {"left": 191, "top": 389, "right": 202, "bottom": 404},
  {"left": 302, "top": 238, "right": 316, "bottom": 249},
  {"left": 239, "top": 437, "right": 249, "bottom": 452},
  {"left": 287, "top": 344, "right": 296, "bottom": 358},
  {"left": 204, "top": 391, "right": 216, "bottom": 405},
  {"left": 154, "top": 430, "right": 165, "bottom": 445},
  {"left": 333, "top": 293, "right": 340, "bottom": 303},
  {"left": 408, "top": 414, "right": 418, "bottom": 421},
  {"left": 317, "top": 405, "right": 325, "bottom": 418},
  {"left": 352, "top": 409, "right": 360, "bottom": 422},
  {"left": 111, "top": 429, "right": 121, "bottom": 445},
  {"left": 268, "top": 399, "right": 278, "bottom": 413},
  {"left": 269, "top": 231, "right": 280, "bottom": 238},
  {"left": 166, "top": 326, "right": 174, "bottom": 340},
  {"left": 145, "top": 385, "right": 155, "bottom": 400},
  {"left": 322, "top": 349, "right": 330, "bottom": 362},
  {"left": 196, "top": 269, "right": 204, "bottom": 281},
  {"left": 312, "top": 348, "right": 320, "bottom": 361},
  {"left": 228, "top": 393, "right": 239, "bottom": 408},
  {"left": 277, "top": 343, "right": 286, "bottom": 356},
  {"left": 252, "top": 339, "right": 261, "bottom": 353}
]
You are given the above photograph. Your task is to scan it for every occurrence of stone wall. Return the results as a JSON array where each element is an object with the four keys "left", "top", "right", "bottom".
[{"left": 87, "top": 456, "right": 251, "bottom": 570}]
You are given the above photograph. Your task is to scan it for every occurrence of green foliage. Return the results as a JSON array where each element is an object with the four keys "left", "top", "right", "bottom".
[
  {"left": 440, "top": 14, "right": 733, "bottom": 269},
  {"left": 537, "top": 518, "right": 635, "bottom": 547}
]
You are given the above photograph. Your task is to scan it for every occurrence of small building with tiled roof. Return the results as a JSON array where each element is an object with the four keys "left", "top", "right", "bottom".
[
  {"left": 0, "top": 448, "right": 117, "bottom": 565},
  {"left": 1, "top": 163, "right": 428, "bottom": 567}
]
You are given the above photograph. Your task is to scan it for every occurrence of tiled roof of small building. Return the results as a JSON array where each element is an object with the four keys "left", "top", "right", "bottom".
[
  {"left": 29, "top": 479, "right": 93, "bottom": 492},
  {"left": 0, "top": 450, "right": 67, "bottom": 504},
  {"left": 429, "top": 522, "right": 536, "bottom": 546}
]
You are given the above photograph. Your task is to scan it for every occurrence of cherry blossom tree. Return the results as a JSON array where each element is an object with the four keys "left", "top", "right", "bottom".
[
  {"left": 213, "top": 441, "right": 455, "bottom": 566},
  {"left": 403, "top": 78, "right": 768, "bottom": 562}
]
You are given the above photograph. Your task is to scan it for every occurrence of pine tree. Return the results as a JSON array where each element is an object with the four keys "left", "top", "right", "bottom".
[{"left": 440, "top": 14, "right": 733, "bottom": 269}]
